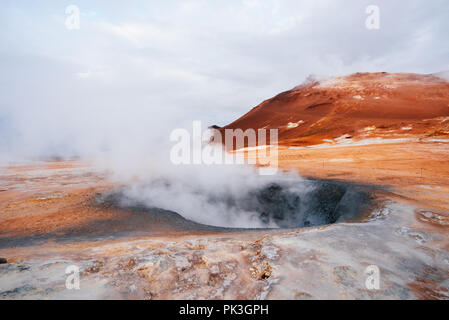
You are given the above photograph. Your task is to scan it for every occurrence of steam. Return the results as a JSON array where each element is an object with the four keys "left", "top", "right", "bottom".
[
  {"left": 434, "top": 71, "right": 449, "bottom": 81},
  {"left": 99, "top": 151, "right": 372, "bottom": 229},
  {"left": 106, "top": 158, "right": 311, "bottom": 228},
  {"left": 91, "top": 139, "right": 295, "bottom": 228}
]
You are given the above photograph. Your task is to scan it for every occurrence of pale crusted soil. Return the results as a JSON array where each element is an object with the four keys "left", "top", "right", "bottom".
[{"left": 0, "top": 140, "right": 448, "bottom": 299}]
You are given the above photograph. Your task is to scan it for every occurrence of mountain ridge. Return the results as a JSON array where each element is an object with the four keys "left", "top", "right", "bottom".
[{"left": 223, "top": 72, "right": 449, "bottom": 146}]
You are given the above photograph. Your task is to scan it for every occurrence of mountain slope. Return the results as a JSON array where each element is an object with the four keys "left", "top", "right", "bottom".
[{"left": 224, "top": 72, "right": 449, "bottom": 146}]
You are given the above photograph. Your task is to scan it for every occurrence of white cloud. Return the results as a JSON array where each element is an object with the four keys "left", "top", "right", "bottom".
[{"left": 0, "top": 0, "right": 448, "bottom": 162}]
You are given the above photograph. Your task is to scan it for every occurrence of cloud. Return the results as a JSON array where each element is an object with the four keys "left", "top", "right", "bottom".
[{"left": 0, "top": 0, "right": 448, "bottom": 163}]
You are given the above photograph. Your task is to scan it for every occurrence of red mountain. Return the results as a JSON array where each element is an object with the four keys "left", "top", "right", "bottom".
[{"left": 223, "top": 72, "right": 449, "bottom": 146}]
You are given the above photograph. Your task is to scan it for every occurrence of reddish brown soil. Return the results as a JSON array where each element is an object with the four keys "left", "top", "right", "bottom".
[
  {"left": 223, "top": 72, "right": 449, "bottom": 147},
  {"left": 0, "top": 162, "right": 214, "bottom": 247}
]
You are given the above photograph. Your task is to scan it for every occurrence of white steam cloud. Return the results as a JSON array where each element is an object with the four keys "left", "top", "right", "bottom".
[{"left": 113, "top": 161, "right": 309, "bottom": 228}]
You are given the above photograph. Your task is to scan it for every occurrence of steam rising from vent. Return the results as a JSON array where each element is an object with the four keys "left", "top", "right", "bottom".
[{"left": 101, "top": 161, "right": 372, "bottom": 229}]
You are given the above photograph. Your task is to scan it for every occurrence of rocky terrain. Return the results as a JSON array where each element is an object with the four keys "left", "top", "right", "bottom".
[{"left": 1, "top": 72, "right": 449, "bottom": 299}]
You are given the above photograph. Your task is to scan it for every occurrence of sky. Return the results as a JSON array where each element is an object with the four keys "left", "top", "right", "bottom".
[{"left": 0, "top": 0, "right": 448, "bottom": 161}]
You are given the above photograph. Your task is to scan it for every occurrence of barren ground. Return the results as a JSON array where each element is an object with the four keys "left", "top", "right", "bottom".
[{"left": 1, "top": 138, "right": 448, "bottom": 299}]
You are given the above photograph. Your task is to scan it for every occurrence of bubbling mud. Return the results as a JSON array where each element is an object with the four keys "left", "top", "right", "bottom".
[{"left": 99, "top": 178, "right": 375, "bottom": 229}]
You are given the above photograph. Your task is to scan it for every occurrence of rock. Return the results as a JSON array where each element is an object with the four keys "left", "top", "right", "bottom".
[
  {"left": 83, "top": 260, "right": 103, "bottom": 274},
  {"left": 250, "top": 261, "right": 272, "bottom": 280},
  {"left": 0, "top": 258, "right": 8, "bottom": 264}
]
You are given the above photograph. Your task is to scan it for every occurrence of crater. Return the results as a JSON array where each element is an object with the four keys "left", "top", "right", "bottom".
[{"left": 98, "top": 179, "right": 378, "bottom": 230}]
